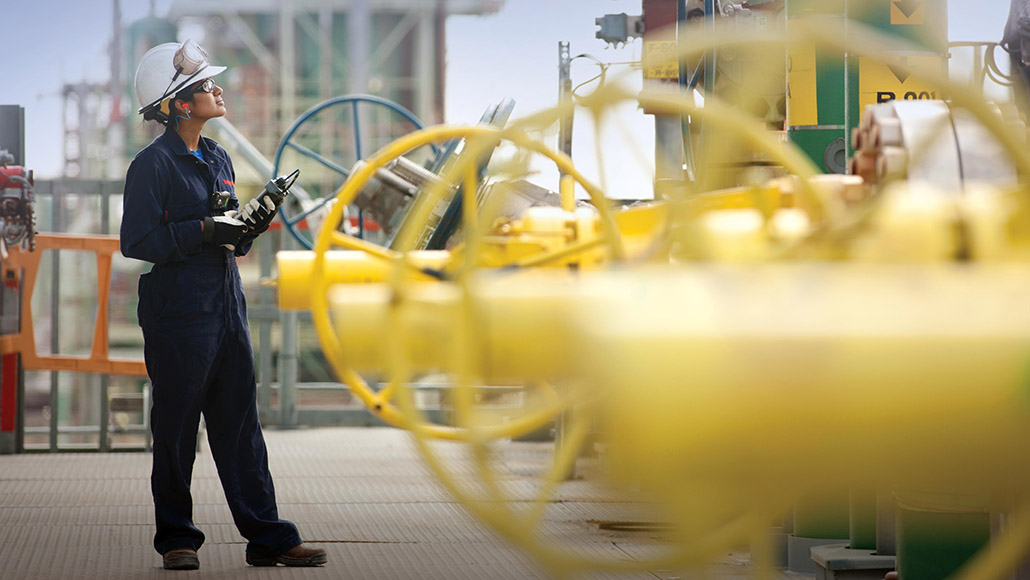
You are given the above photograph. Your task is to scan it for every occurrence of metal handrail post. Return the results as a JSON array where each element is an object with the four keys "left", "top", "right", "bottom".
[
  {"left": 258, "top": 233, "right": 275, "bottom": 423},
  {"left": 278, "top": 231, "right": 299, "bottom": 429},
  {"left": 49, "top": 188, "right": 61, "bottom": 452}
]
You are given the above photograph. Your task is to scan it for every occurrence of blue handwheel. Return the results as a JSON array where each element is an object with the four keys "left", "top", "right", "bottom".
[{"left": 272, "top": 94, "right": 436, "bottom": 249}]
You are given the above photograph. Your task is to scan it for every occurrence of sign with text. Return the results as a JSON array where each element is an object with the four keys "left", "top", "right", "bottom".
[
  {"left": 858, "top": 54, "right": 942, "bottom": 113},
  {"left": 644, "top": 41, "right": 679, "bottom": 80}
]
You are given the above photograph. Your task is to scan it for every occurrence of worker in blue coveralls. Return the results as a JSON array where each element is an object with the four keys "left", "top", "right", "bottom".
[{"left": 120, "top": 40, "right": 327, "bottom": 571}]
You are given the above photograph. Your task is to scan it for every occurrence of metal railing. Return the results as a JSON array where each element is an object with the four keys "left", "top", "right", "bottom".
[{"left": 5, "top": 179, "right": 149, "bottom": 451}]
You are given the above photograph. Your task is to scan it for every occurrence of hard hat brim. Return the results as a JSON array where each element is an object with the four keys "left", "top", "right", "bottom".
[{"left": 200, "top": 65, "right": 227, "bottom": 80}]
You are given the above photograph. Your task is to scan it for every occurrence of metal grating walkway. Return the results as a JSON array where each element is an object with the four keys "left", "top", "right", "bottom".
[{"left": 0, "top": 427, "right": 788, "bottom": 579}]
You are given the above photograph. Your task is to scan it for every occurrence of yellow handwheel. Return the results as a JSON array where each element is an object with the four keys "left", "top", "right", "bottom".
[
  {"left": 307, "top": 124, "right": 625, "bottom": 442},
  {"left": 380, "top": 75, "right": 830, "bottom": 577}
]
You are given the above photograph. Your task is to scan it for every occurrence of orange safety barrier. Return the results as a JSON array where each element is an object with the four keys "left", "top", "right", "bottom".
[{"left": 0, "top": 234, "right": 146, "bottom": 377}]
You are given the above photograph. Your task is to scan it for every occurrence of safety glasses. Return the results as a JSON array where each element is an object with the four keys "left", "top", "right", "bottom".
[
  {"left": 178, "top": 78, "right": 216, "bottom": 99},
  {"left": 191, "top": 78, "right": 217, "bottom": 94}
]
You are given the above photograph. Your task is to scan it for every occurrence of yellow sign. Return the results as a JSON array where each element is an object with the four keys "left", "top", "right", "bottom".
[
  {"left": 643, "top": 41, "right": 679, "bottom": 80},
  {"left": 858, "top": 55, "right": 942, "bottom": 113},
  {"left": 786, "top": 41, "right": 819, "bottom": 127},
  {"left": 890, "top": 0, "right": 925, "bottom": 25}
]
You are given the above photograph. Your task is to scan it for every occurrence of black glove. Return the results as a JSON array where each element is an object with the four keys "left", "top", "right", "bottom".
[
  {"left": 203, "top": 214, "right": 247, "bottom": 251},
  {"left": 238, "top": 195, "right": 278, "bottom": 234},
  {"left": 234, "top": 230, "right": 261, "bottom": 256}
]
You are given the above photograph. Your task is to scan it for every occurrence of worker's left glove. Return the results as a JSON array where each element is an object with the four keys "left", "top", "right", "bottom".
[{"left": 238, "top": 196, "right": 278, "bottom": 235}]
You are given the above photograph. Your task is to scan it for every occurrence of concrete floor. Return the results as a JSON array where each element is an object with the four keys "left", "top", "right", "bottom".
[{"left": 0, "top": 427, "right": 797, "bottom": 579}]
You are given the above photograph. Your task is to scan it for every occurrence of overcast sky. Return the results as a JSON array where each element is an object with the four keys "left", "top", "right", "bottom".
[{"left": 2, "top": 0, "right": 1015, "bottom": 186}]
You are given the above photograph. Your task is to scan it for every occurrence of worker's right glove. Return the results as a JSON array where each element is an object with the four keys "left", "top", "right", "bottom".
[
  {"left": 238, "top": 195, "right": 278, "bottom": 235},
  {"left": 203, "top": 214, "right": 247, "bottom": 251}
]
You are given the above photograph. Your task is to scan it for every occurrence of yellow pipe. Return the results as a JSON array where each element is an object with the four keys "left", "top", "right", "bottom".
[
  {"left": 589, "top": 267, "right": 1030, "bottom": 497},
  {"left": 327, "top": 275, "right": 580, "bottom": 381},
  {"left": 279, "top": 196, "right": 796, "bottom": 310},
  {"left": 325, "top": 264, "right": 1030, "bottom": 494},
  {"left": 559, "top": 174, "right": 576, "bottom": 212},
  {"left": 276, "top": 250, "right": 450, "bottom": 310}
]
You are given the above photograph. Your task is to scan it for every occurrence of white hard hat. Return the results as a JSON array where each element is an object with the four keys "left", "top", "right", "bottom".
[{"left": 134, "top": 39, "right": 227, "bottom": 122}]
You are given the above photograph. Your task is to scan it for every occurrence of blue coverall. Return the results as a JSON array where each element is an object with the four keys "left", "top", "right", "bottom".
[{"left": 120, "top": 127, "right": 302, "bottom": 558}]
